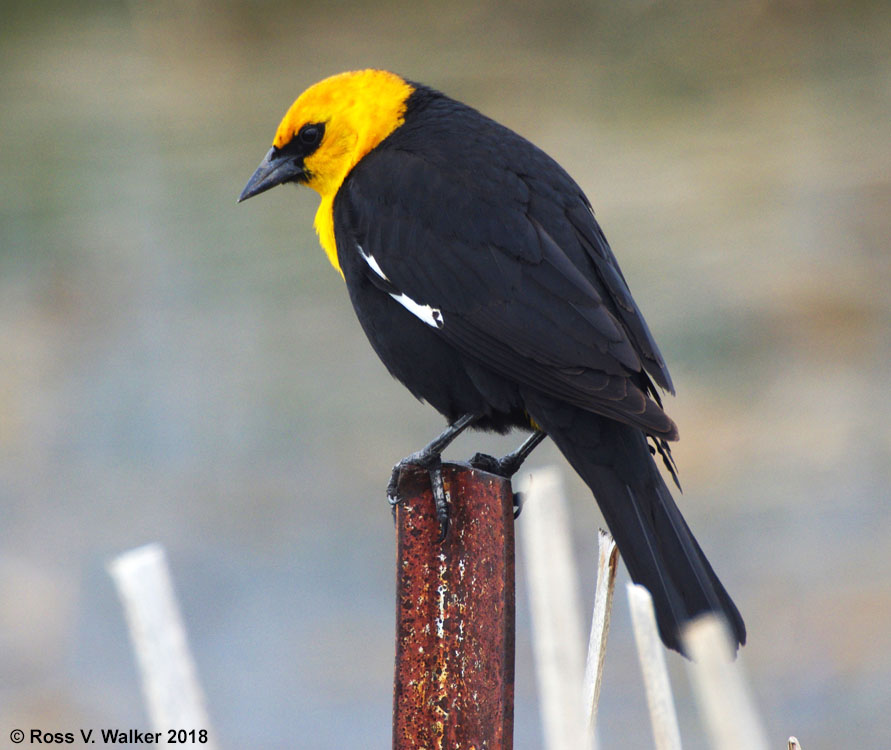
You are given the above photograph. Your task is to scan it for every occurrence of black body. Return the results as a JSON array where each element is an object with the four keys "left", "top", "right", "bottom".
[{"left": 333, "top": 85, "right": 745, "bottom": 652}]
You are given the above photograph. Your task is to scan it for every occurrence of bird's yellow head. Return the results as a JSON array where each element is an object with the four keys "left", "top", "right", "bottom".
[
  {"left": 273, "top": 69, "right": 413, "bottom": 197},
  {"left": 239, "top": 69, "right": 415, "bottom": 274}
]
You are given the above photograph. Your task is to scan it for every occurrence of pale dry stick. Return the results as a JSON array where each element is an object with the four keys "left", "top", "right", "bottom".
[
  {"left": 682, "top": 615, "right": 769, "bottom": 750},
  {"left": 108, "top": 544, "right": 218, "bottom": 750},
  {"left": 582, "top": 529, "right": 619, "bottom": 748},
  {"left": 517, "top": 467, "right": 592, "bottom": 750},
  {"left": 788, "top": 737, "right": 802, "bottom": 749},
  {"left": 627, "top": 583, "right": 683, "bottom": 750}
]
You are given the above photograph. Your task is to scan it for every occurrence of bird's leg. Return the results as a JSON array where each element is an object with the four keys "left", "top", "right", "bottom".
[
  {"left": 469, "top": 430, "right": 547, "bottom": 517},
  {"left": 388, "top": 413, "right": 476, "bottom": 541}
]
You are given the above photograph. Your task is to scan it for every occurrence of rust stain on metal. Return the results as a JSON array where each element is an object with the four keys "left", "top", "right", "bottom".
[{"left": 392, "top": 462, "right": 515, "bottom": 750}]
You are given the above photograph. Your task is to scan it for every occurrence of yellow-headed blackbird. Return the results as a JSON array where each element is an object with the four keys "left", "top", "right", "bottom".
[{"left": 239, "top": 69, "right": 745, "bottom": 653}]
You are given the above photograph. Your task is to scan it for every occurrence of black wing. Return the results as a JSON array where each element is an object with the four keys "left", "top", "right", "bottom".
[{"left": 337, "top": 140, "right": 677, "bottom": 439}]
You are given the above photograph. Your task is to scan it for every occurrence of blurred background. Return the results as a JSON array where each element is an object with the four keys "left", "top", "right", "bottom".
[{"left": 2, "top": 0, "right": 889, "bottom": 747}]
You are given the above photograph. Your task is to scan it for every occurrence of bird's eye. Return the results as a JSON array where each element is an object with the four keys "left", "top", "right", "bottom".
[{"left": 298, "top": 124, "right": 323, "bottom": 147}]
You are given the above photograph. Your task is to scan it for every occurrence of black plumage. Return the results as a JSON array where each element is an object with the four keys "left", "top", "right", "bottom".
[
  {"left": 334, "top": 86, "right": 744, "bottom": 653},
  {"left": 242, "top": 75, "right": 746, "bottom": 654}
]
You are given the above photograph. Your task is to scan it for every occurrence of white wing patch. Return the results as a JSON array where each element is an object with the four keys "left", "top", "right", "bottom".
[
  {"left": 356, "top": 244, "right": 444, "bottom": 329},
  {"left": 357, "top": 244, "right": 390, "bottom": 282},
  {"left": 390, "top": 292, "right": 444, "bottom": 329}
]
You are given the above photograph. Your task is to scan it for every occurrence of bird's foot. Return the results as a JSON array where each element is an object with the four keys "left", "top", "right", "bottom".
[
  {"left": 388, "top": 452, "right": 450, "bottom": 541},
  {"left": 468, "top": 451, "right": 526, "bottom": 478},
  {"left": 387, "top": 415, "right": 477, "bottom": 542},
  {"left": 468, "top": 430, "right": 547, "bottom": 479},
  {"left": 387, "top": 447, "right": 441, "bottom": 507},
  {"left": 467, "top": 430, "right": 547, "bottom": 519}
]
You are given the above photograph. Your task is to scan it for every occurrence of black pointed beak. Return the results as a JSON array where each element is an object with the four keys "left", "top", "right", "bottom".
[{"left": 238, "top": 147, "right": 304, "bottom": 203}]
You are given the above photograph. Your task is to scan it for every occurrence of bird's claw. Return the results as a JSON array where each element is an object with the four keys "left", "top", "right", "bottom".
[
  {"left": 387, "top": 451, "right": 450, "bottom": 541},
  {"left": 429, "top": 465, "right": 450, "bottom": 542},
  {"left": 512, "top": 491, "right": 524, "bottom": 519},
  {"left": 387, "top": 465, "right": 405, "bottom": 512}
]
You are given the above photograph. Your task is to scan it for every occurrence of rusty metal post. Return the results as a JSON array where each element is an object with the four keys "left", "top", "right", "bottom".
[{"left": 392, "top": 462, "right": 515, "bottom": 750}]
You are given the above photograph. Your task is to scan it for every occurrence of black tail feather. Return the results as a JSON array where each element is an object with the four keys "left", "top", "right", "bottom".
[{"left": 524, "top": 392, "right": 746, "bottom": 654}]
